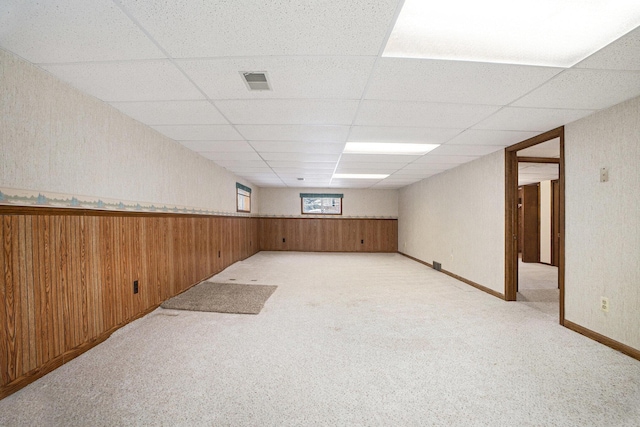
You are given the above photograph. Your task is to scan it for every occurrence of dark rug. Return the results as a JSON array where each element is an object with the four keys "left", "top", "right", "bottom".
[{"left": 161, "top": 282, "right": 277, "bottom": 315}]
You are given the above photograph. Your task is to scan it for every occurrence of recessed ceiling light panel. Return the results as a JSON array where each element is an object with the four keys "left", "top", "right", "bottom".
[
  {"left": 383, "top": 0, "right": 640, "bottom": 67},
  {"left": 241, "top": 71, "right": 271, "bottom": 91},
  {"left": 344, "top": 142, "right": 439, "bottom": 155}
]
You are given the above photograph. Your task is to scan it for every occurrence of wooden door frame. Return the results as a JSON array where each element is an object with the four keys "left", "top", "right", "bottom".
[{"left": 505, "top": 127, "right": 565, "bottom": 325}]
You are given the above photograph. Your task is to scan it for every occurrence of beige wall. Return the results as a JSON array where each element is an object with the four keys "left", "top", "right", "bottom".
[
  {"left": 0, "top": 48, "right": 257, "bottom": 214},
  {"left": 565, "top": 95, "right": 640, "bottom": 351},
  {"left": 258, "top": 187, "right": 398, "bottom": 218},
  {"left": 398, "top": 150, "right": 505, "bottom": 295}
]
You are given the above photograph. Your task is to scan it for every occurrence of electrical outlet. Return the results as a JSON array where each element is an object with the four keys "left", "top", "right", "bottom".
[
  {"left": 600, "top": 297, "right": 609, "bottom": 312},
  {"left": 133, "top": 280, "right": 139, "bottom": 294},
  {"left": 600, "top": 167, "right": 609, "bottom": 182}
]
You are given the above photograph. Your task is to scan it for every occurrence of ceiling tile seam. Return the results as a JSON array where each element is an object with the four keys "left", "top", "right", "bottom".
[
  {"left": 358, "top": 99, "right": 505, "bottom": 108},
  {"left": 342, "top": 0, "right": 406, "bottom": 148},
  {"left": 34, "top": 58, "right": 169, "bottom": 66},
  {"left": 501, "top": 68, "right": 572, "bottom": 109},
  {"left": 111, "top": 0, "right": 284, "bottom": 188}
]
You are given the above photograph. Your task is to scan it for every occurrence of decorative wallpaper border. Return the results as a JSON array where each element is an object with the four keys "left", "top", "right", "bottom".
[{"left": 0, "top": 187, "right": 251, "bottom": 217}]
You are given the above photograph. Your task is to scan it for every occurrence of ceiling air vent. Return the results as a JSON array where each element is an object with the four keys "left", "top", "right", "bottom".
[{"left": 241, "top": 72, "right": 270, "bottom": 91}]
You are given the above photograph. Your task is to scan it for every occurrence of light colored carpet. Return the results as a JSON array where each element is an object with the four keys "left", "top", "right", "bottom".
[
  {"left": 161, "top": 282, "right": 277, "bottom": 314},
  {"left": 517, "top": 259, "right": 559, "bottom": 317},
  {"left": 0, "top": 252, "right": 639, "bottom": 426}
]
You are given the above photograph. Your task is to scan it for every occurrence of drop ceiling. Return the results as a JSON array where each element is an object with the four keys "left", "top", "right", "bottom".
[{"left": 1, "top": 1, "right": 639, "bottom": 189}]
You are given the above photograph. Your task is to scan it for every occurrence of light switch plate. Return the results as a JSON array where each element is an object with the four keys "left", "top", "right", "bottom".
[{"left": 600, "top": 167, "right": 609, "bottom": 182}]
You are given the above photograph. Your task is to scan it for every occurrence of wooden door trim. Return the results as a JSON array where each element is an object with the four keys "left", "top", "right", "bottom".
[{"left": 505, "top": 127, "right": 565, "bottom": 325}]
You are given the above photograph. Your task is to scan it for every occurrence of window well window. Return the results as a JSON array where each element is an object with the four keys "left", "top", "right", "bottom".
[
  {"left": 236, "top": 183, "right": 251, "bottom": 213},
  {"left": 300, "top": 193, "right": 343, "bottom": 215}
]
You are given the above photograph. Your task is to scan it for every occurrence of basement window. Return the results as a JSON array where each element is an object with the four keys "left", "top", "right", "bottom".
[
  {"left": 237, "top": 183, "right": 251, "bottom": 213},
  {"left": 300, "top": 193, "right": 343, "bottom": 215}
]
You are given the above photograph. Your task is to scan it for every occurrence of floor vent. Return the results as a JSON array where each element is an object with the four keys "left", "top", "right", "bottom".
[
  {"left": 241, "top": 72, "right": 270, "bottom": 91},
  {"left": 433, "top": 261, "right": 442, "bottom": 271}
]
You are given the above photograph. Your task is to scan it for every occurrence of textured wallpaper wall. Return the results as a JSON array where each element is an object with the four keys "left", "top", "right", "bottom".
[
  {"left": 398, "top": 150, "right": 505, "bottom": 294},
  {"left": 0, "top": 48, "right": 257, "bottom": 215},
  {"left": 258, "top": 187, "right": 398, "bottom": 218},
  {"left": 565, "top": 95, "right": 640, "bottom": 351}
]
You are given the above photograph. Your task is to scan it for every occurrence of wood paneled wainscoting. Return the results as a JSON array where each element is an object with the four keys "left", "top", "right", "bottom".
[
  {"left": 258, "top": 218, "right": 398, "bottom": 252},
  {"left": 0, "top": 206, "right": 258, "bottom": 399}
]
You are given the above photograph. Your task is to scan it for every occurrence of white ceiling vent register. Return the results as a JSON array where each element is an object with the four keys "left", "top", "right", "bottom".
[{"left": 241, "top": 72, "right": 271, "bottom": 91}]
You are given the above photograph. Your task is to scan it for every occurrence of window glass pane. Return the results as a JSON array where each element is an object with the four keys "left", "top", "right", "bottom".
[{"left": 302, "top": 197, "right": 341, "bottom": 215}]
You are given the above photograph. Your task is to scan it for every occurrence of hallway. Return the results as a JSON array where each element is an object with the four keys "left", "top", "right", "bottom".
[{"left": 517, "top": 259, "right": 559, "bottom": 317}]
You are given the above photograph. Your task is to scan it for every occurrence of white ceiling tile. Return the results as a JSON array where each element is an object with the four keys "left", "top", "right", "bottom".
[
  {"left": 110, "top": 101, "right": 227, "bottom": 125},
  {"left": 118, "top": 0, "right": 398, "bottom": 57},
  {"left": 152, "top": 125, "right": 243, "bottom": 141},
  {"left": 340, "top": 154, "right": 420, "bottom": 163},
  {"left": 334, "top": 166, "right": 401, "bottom": 174},
  {"left": 267, "top": 161, "right": 337, "bottom": 170},
  {"left": 179, "top": 57, "right": 375, "bottom": 100},
  {"left": 330, "top": 180, "right": 378, "bottom": 188},
  {"left": 249, "top": 141, "right": 345, "bottom": 154},
  {"left": 260, "top": 153, "right": 339, "bottom": 162},
  {"left": 355, "top": 101, "right": 501, "bottom": 128},
  {"left": 217, "top": 100, "right": 360, "bottom": 125},
  {"left": 430, "top": 144, "right": 504, "bottom": 156},
  {"left": 41, "top": 61, "right": 203, "bottom": 102},
  {"left": 380, "top": 177, "right": 424, "bottom": 183},
  {"left": 473, "top": 107, "right": 596, "bottom": 132},
  {"left": 0, "top": 0, "right": 164, "bottom": 63},
  {"left": 179, "top": 141, "right": 255, "bottom": 152},
  {"left": 445, "top": 130, "right": 541, "bottom": 147},
  {"left": 349, "top": 126, "right": 462, "bottom": 144},
  {"left": 391, "top": 169, "right": 441, "bottom": 176},
  {"left": 272, "top": 168, "right": 338, "bottom": 175},
  {"left": 576, "top": 26, "right": 640, "bottom": 71},
  {"left": 285, "top": 181, "right": 332, "bottom": 188},
  {"left": 413, "top": 155, "right": 480, "bottom": 164},
  {"left": 236, "top": 125, "right": 349, "bottom": 142},
  {"left": 200, "top": 152, "right": 262, "bottom": 161},
  {"left": 512, "top": 69, "right": 640, "bottom": 110},
  {"left": 366, "top": 59, "right": 562, "bottom": 104}
]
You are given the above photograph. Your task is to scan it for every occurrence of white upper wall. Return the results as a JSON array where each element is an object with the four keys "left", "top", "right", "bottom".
[
  {"left": 565, "top": 95, "right": 640, "bottom": 351},
  {"left": 0, "top": 48, "right": 257, "bottom": 214},
  {"left": 399, "top": 150, "right": 505, "bottom": 294},
  {"left": 258, "top": 187, "right": 398, "bottom": 218}
]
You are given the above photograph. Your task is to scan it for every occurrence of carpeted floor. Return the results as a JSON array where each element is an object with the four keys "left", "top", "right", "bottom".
[
  {"left": 0, "top": 252, "right": 638, "bottom": 426},
  {"left": 517, "top": 258, "right": 560, "bottom": 317}
]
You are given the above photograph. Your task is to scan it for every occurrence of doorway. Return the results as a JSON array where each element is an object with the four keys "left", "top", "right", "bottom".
[{"left": 505, "top": 127, "right": 565, "bottom": 325}]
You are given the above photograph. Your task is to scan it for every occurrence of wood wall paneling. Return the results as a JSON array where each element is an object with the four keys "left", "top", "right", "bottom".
[
  {"left": 0, "top": 208, "right": 258, "bottom": 399},
  {"left": 257, "top": 218, "right": 397, "bottom": 253},
  {"left": 1, "top": 210, "right": 391, "bottom": 399}
]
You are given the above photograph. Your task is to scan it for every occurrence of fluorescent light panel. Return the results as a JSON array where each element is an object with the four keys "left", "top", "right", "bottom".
[
  {"left": 333, "top": 173, "right": 389, "bottom": 180},
  {"left": 344, "top": 142, "right": 439, "bottom": 155},
  {"left": 383, "top": 0, "right": 640, "bottom": 67}
]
